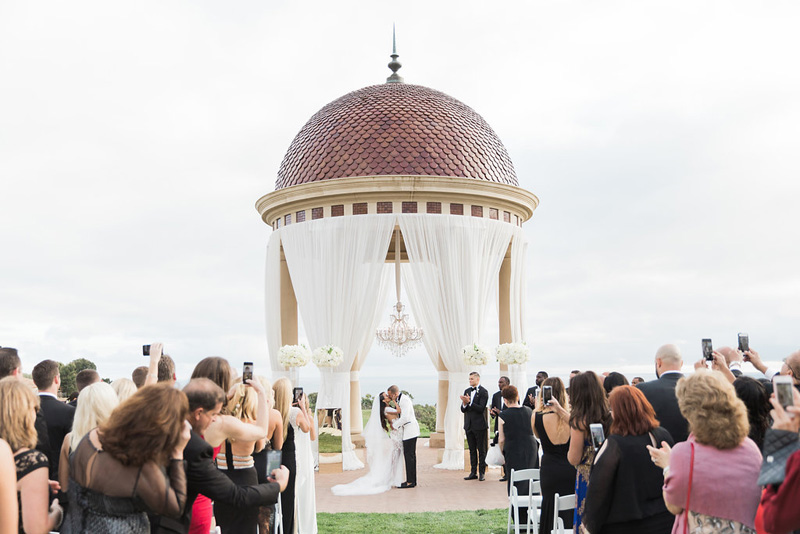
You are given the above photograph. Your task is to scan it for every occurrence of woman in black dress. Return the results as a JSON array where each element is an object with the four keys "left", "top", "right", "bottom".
[
  {"left": 533, "top": 377, "right": 576, "bottom": 534},
  {"left": 498, "top": 385, "right": 539, "bottom": 526},
  {"left": 583, "top": 386, "right": 674, "bottom": 534},
  {"left": 273, "top": 377, "right": 296, "bottom": 534}
]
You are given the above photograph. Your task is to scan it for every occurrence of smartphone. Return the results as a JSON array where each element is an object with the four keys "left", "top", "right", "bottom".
[
  {"left": 542, "top": 385, "right": 553, "bottom": 405},
  {"left": 292, "top": 387, "right": 303, "bottom": 405},
  {"left": 702, "top": 339, "right": 714, "bottom": 362},
  {"left": 738, "top": 333, "right": 749, "bottom": 353},
  {"left": 266, "top": 450, "right": 282, "bottom": 480},
  {"left": 143, "top": 344, "right": 151, "bottom": 356},
  {"left": 243, "top": 362, "right": 254, "bottom": 382},
  {"left": 774, "top": 375, "right": 795, "bottom": 410},
  {"left": 589, "top": 423, "right": 605, "bottom": 451}
]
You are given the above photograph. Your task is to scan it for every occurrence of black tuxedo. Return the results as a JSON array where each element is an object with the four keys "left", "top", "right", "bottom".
[
  {"left": 38, "top": 394, "right": 75, "bottom": 479},
  {"left": 461, "top": 384, "right": 489, "bottom": 476},
  {"left": 490, "top": 390, "right": 506, "bottom": 443},
  {"left": 636, "top": 373, "right": 689, "bottom": 443},
  {"left": 150, "top": 430, "right": 280, "bottom": 534},
  {"left": 522, "top": 386, "right": 538, "bottom": 410}
]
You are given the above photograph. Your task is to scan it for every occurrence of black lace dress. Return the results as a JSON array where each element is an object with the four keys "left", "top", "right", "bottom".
[
  {"left": 534, "top": 411, "right": 576, "bottom": 534},
  {"left": 15, "top": 449, "right": 49, "bottom": 534}
]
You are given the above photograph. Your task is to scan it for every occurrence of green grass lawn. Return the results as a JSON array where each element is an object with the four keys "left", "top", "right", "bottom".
[{"left": 317, "top": 508, "right": 507, "bottom": 533}]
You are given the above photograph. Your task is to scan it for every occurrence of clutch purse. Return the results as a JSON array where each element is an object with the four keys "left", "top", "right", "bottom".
[{"left": 757, "top": 429, "right": 800, "bottom": 486}]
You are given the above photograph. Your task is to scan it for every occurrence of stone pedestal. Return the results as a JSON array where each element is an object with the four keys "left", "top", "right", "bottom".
[{"left": 429, "top": 431, "right": 446, "bottom": 449}]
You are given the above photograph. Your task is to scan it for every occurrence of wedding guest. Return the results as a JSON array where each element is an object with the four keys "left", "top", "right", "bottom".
[
  {"left": 583, "top": 386, "right": 674, "bottom": 534},
  {"left": 759, "top": 386, "right": 800, "bottom": 532},
  {"left": 132, "top": 366, "right": 148, "bottom": 389},
  {"left": 0, "top": 438, "right": 19, "bottom": 533},
  {"left": 733, "top": 376, "right": 770, "bottom": 451},
  {"left": 291, "top": 390, "right": 317, "bottom": 534},
  {"left": 460, "top": 371, "right": 489, "bottom": 481},
  {"left": 214, "top": 381, "right": 269, "bottom": 534},
  {"left": 498, "top": 385, "right": 538, "bottom": 527},
  {"left": 0, "top": 378, "right": 63, "bottom": 533},
  {"left": 522, "top": 371, "right": 548, "bottom": 409},
  {"left": 253, "top": 377, "right": 284, "bottom": 533},
  {"left": 631, "top": 376, "right": 645, "bottom": 386},
  {"left": 533, "top": 377, "right": 575, "bottom": 534},
  {"left": 69, "top": 368, "right": 100, "bottom": 406},
  {"left": 273, "top": 377, "right": 297, "bottom": 534},
  {"left": 32, "top": 359, "right": 75, "bottom": 479},
  {"left": 636, "top": 344, "right": 689, "bottom": 443},
  {"left": 150, "top": 378, "right": 286, "bottom": 534},
  {"left": 490, "top": 376, "right": 510, "bottom": 481},
  {"left": 648, "top": 370, "right": 762, "bottom": 532},
  {"left": 58, "top": 381, "right": 119, "bottom": 491},
  {"left": 111, "top": 377, "right": 138, "bottom": 403},
  {"left": 602, "top": 372, "right": 628, "bottom": 396},
  {"left": 62, "top": 383, "right": 190, "bottom": 532},
  {"left": 567, "top": 371, "right": 612, "bottom": 532}
]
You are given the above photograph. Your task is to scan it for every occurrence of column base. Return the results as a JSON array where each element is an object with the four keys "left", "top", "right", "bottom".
[
  {"left": 351, "top": 433, "right": 365, "bottom": 449},
  {"left": 428, "top": 431, "right": 446, "bottom": 449}
]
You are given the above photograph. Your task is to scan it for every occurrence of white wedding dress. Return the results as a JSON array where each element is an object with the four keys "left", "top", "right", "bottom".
[{"left": 331, "top": 397, "right": 404, "bottom": 495}]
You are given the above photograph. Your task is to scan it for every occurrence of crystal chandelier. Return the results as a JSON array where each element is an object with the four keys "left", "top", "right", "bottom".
[{"left": 376, "top": 230, "right": 423, "bottom": 357}]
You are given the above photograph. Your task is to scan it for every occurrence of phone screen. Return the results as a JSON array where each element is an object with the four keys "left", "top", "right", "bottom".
[
  {"left": 702, "top": 339, "right": 713, "bottom": 361},
  {"left": 243, "top": 362, "right": 254, "bottom": 382},
  {"left": 590, "top": 423, "right": 605, "bottom": 450},
  {"left": 266, "top": 450, "right": 282, "bottom": 479},
  {"left": 774, "top": 377, "right": 794, "bottom": 409},
  {"left": 293, "top": 387, "right": 303, "bottom": 405},
  {"left": 143, "top": 344, "right": 151, "bottom": 356},
  {"left": 738, "top": 333, "right": 749, "bottom": 353},
  {"left": 542, "top": 386, "right": 552, "bottom": 405}
]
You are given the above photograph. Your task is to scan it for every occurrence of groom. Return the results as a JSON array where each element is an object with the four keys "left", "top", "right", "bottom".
[{"left": 388, "top": 385, "right": 420, "bottom": 489}]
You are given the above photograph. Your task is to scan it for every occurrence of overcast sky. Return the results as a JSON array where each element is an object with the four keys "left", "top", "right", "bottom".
[{"left": 2, "top": 1, "right": 799, "bottom": 403}]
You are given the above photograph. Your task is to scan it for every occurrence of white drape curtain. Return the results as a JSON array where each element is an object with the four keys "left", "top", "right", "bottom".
[
  {"left": 265, "top": 232, "right": 284, "bottom": 376},
  {"left": 398, "top": 214, "right": 517, "bottom": 469},
  {"left": 278, "top": 216, "right": 395, "bottom": 470},
  {"left": 508, "top": 229, "right": 529, "bottom": 394}
]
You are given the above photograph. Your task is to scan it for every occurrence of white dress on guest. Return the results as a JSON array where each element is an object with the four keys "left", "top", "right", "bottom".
[{"left": 291, "top": 406, "right": 317, "bottom": 534}]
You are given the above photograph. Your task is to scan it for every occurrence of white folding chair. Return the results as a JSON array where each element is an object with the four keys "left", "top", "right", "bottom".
[
  {"left": 273, "top": 499, "right": 284, "bottom": 534},
  {"left": 506, "top": 468, "right": 543, "bottom": 534},
  {"left": 551, "top": 493, "right": 577, "bottom": 534}
]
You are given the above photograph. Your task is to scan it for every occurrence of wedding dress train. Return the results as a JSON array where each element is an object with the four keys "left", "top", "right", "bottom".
[{"left": 331, "top": 396, "right": 404, "bottom": 495}]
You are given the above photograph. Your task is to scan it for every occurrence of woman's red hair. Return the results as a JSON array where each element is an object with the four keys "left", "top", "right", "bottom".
[{"left": 608, "top": 385, "right": 659, "bottom": 436}]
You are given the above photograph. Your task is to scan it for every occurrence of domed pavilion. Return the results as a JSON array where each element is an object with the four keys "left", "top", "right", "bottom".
[{"left": 256, "top": 49, "right": 538, "bottom": 470}]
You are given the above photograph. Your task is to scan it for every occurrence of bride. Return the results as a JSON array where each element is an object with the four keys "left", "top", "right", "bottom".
[{"left": 331, "top": 392, "right": 405, "bottom": 495}]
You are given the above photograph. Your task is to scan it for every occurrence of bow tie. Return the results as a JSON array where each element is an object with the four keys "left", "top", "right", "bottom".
[{"left": 469, "top": 387, "right": 477, "bottom": 392}]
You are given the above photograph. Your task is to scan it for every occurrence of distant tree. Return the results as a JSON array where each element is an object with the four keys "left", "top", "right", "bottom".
[
  {"left": 102, "top": 378, "right": 112, "bottom": 385},
  {"left": 59, "top": 358, "right": 97, "bottom": 396},
  {"left": 401, "top": 390, "right": 413, "bottom": 400},
  {"left": 414, "top": 404, "right": 436, "bottom": 433},
  {"left": 307, "top": 392, "right": 318, "bottom": 412},
  {"left": 361, "top": 393, "right": 374, "bottom": 410}
]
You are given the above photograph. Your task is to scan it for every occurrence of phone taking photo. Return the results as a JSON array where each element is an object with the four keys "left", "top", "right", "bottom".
[
  {"left": 774, "top": 375, "right": 795, "bottom": 410},
  {"left": 243, "top": 362, "right": 254, "bottom": 382},
  {"left": 542, "top": 385, "right": 553, "bottom": 405},
  {"left": 266, "top": 450, "right": 282, "bottom": 480},
  {"left": 293, "top": 387, "right": 303, "bottom": 405},
  {"left": 590, "top": 423, "right": 605, "bottom": 451},
  {"left": 702, "top": 339, "right": 714, "bottom": 362},
  {"left": 738, "top": 333, "right": 749, "bottom": 353}
]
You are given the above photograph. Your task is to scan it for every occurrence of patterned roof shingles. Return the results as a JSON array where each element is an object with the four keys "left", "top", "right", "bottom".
[{"left": 275, "top": 84, "right": 517, "bottom": 190}]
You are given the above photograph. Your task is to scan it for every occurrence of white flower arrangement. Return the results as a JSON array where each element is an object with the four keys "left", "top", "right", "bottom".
[
  {"left": 495, "top": 342, "right": 530, "bottom": 365},
  {"left": 312, "top": 345, "right": 344, "bottom": 368},
  {"left": 277, "top": 344, "right": 311, "bottom": 368},
  {"left": 461, "top": 343, "right": 489, "bottom": 366}
]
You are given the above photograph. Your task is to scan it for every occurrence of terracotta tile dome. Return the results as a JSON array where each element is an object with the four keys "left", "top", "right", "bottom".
[{"left": 275, "top": 83, "right": 518, "bottom": 190}]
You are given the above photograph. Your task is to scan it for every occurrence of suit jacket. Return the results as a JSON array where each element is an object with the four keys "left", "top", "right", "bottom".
[
  {"left": 38, "top": 394, "right": 75, "bottom": 479},
  {"left": 522, "top": 386, "right": 538, "bottom": 410},
  {"left": 461, "top": 385, "right": 489, "bottom": 432},
  {"left": 636, "top": 373, "right": 689, "bottom": 443},
  {"left": 150, "top": 430, "right": 280, "bottom": 534},
  {"left": 391, "top": 393, "right": 420, "bottom": 440},
  {"left": 490, "top": 390, "right": 506, "bottom": 436}
]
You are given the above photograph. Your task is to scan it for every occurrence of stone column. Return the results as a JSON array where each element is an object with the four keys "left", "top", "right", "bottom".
[
  {"left": 350, "top": 369, "right": 365, "bottom": 447},
  {"left": 279, "top": 252, "right": 298, "bottom": 345},
  {"left": 498, "top": 246, "right": 512, "bottom": 375},
  {"left": 429, "top": 354, "right": 448, "bottom": 449}
]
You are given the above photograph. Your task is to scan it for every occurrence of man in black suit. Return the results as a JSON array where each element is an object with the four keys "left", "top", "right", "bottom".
[
  {"left": 150, "top": 378, "right": 287, "bottom": 534},
  {"left": 636, "top": 344, "right": 689, "bottom": 443},
  {"left": 490, "top": 376, "right": 510, "bottom": 481},
  {"left": 461, "top": 371, "right": 489, "bottom": 481},
  {"left": 522, "top": 371, "right": 548, "bottom": 409},
  {"left": 32, "top": 359, "right": 75, "bottom": 479}
]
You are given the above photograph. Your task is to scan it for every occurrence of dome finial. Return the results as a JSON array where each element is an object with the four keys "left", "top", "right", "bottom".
[{"left": 386, "top": 23, "right": 404, "bottom": 84}]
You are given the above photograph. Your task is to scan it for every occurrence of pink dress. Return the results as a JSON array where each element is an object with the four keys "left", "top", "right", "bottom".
[{"left": 188, "top": 442, "right": 222, "bottom": 534}]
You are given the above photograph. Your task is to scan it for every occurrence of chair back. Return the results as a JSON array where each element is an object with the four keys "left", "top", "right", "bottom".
[{"left": 552, "top": 493, "right": 577, "bottom": 534}]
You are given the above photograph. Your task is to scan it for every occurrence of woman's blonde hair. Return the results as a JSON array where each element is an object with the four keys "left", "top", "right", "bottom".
[
  {"left": 111, "top": 378, "right": 137, "bottom": 404},
  {"left": 676, "top": 370, "right": 750, "bottom": 450},
  {"left": 272, "top": 377, "right": 292, "bottom": 441},
  {"left": 0, "top": 377, "right": 39, "bottom": 451},
  {"left": 227, "top": 383, "right": 258, "bottom": 422},
  {"left": 70, "top": 381, "right": 119, "bottom": 451}
]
